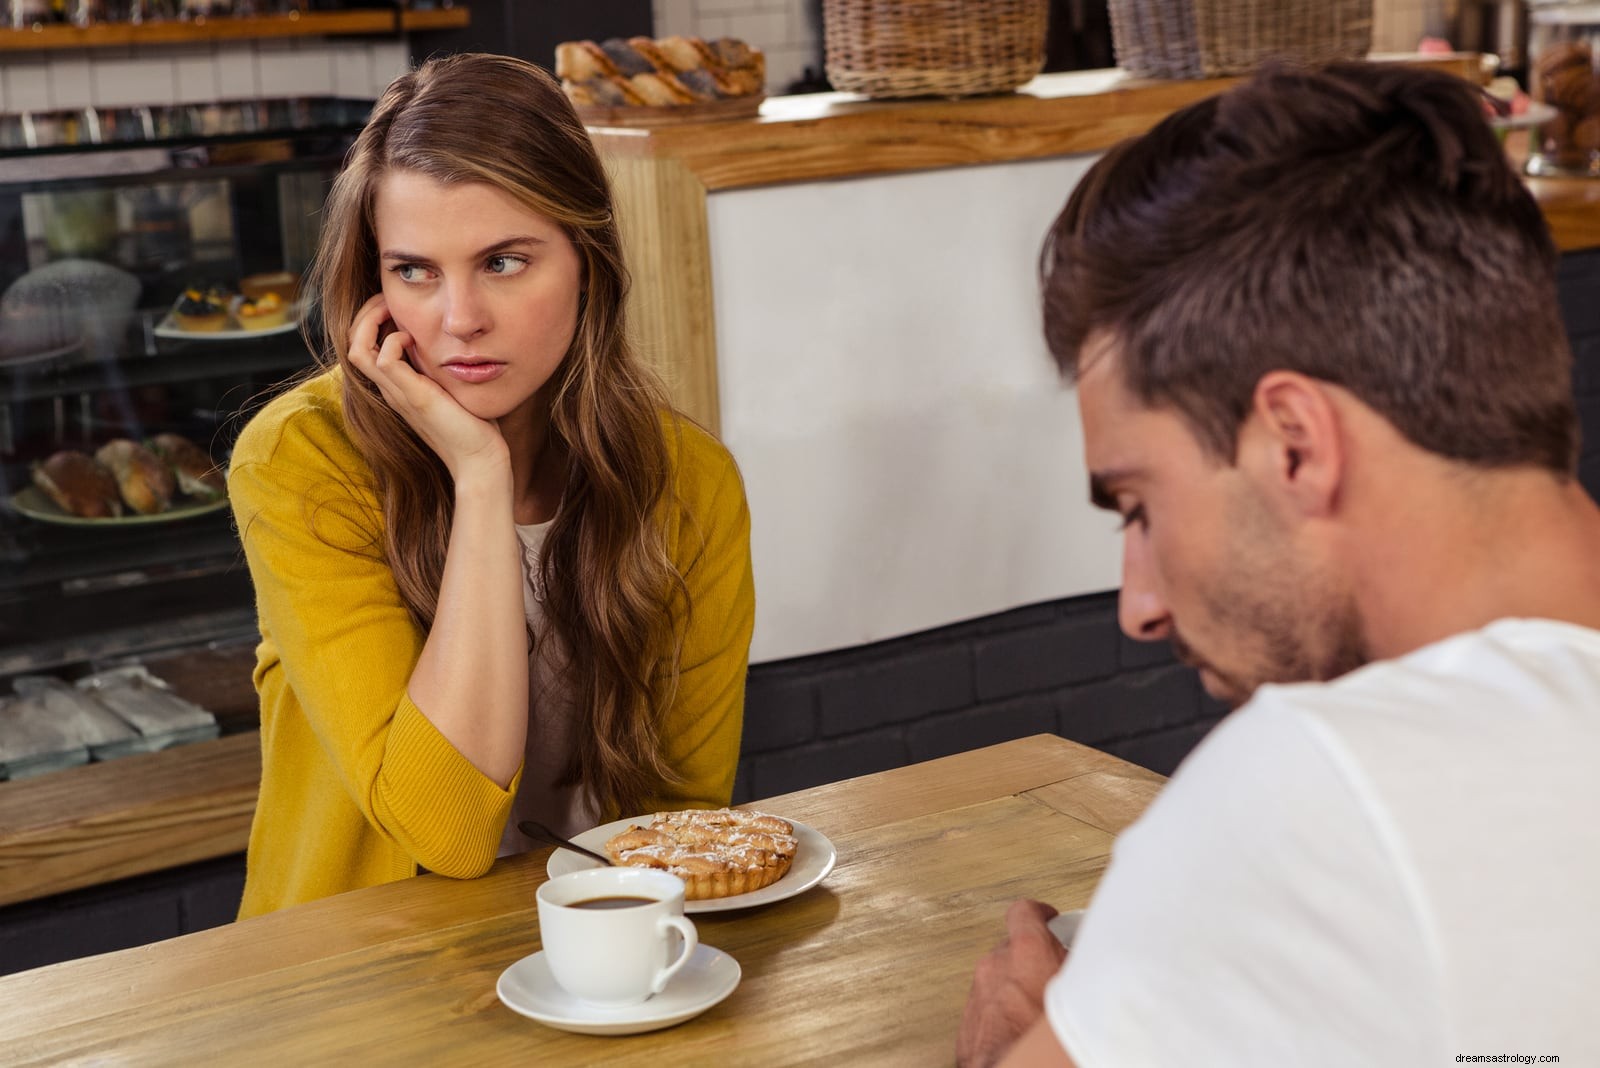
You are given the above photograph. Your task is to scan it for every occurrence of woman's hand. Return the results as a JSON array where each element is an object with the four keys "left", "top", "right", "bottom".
[{"left": 346, "top": 294, "right": 509, "bottom": 480}]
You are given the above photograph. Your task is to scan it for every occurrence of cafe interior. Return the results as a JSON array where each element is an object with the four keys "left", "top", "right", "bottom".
[{"left": 0, "top": 0, "right": 1596, "bottom": 1061}]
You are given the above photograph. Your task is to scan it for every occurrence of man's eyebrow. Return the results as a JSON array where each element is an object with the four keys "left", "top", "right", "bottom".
[{"left": 380, "top": 236, "right": 546, "bottom": 261}]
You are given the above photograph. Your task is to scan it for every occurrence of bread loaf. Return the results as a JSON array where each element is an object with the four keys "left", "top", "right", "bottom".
[
  {"left": 31, "top": 450, "right": 123, "bottom": 519},
  {"left": 148, "top": 433, "right": 225, "bottom": 500},
  {"left": 556, "top": 35, "right": 765, "bottom": 109},
  {"left": 95, "top": 439, "right": 176, "bottom": 516}
]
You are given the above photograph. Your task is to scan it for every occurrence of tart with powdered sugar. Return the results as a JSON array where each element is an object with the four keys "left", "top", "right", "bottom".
[{"left": 604, "top": 808, "right": 799, "bottom": 900}]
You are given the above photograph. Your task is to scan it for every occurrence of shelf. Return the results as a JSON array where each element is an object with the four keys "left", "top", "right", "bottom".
[
  {"left": 400, "top": 7, "right": 469, "bottom": 31},
  {"left": 0, "top": 329, "right": 316, "bottom": 405},
  {"left": 0, "top": 7, "right": 467, "bottom": 53}
]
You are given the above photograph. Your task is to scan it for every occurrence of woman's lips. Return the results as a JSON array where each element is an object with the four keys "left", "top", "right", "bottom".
[{"left": 441, "top": 360, "right": 507, "bottom": 384}]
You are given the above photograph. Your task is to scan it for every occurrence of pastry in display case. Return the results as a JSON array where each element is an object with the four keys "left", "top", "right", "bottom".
[{"left": 0, "top": 95, "right": 371, "bottom": 680}]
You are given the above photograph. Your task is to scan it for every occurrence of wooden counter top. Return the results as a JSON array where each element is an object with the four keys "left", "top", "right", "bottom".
[
  {"left": 0, "top": 735, "right": 1162, "bottom": 1065},
  {"left": 588, "top": 54, "right": 1599, "bottom": 252}
]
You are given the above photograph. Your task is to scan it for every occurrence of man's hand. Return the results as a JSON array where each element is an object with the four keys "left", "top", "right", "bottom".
[{"left": 957, "top": 899, "right": 1069, "bottom": 1068}]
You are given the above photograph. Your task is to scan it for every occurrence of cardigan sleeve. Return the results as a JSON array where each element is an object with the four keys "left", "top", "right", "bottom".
[
  {"left": 229, "top": 407, "right": 519, "bottom": 878},
  {"left": 643, "top": 422, "right": 756, "bottom": 814}
]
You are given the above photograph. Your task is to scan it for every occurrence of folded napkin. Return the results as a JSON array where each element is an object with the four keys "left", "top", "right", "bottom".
[
  {"left": 11, "top": 675, "right": 143, "bottom": 760},
  {"left": 0, "top": 692, "right": 90, "bottom": 780},
  {"left": 74, "top": 665, "right": 220, "bottom": 753}
]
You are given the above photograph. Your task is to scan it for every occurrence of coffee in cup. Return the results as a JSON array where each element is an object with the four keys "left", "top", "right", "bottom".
[{"left": 536, "top": 867, "right": 698, "bottom": 1006}]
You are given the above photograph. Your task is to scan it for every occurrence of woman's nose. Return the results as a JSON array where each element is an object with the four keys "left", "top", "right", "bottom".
[{"left": 442, "top": 280, "right": 488, "bottom": 340}]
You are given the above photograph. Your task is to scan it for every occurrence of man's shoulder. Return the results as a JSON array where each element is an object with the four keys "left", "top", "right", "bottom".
[
  {"left": 1264, "top": 618, "right": 1600, "bottom": 729},
  {"left": 1141, "top": 617, "right": 1600, "bottom": 832},
  {"left": 1196, "top": 618, "right": 1600, "bottom": 838}
]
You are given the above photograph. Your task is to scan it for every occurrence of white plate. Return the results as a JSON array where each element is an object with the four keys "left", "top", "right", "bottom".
[
  {"left": 8, "top": 485, "right": 229, "bottom": 527},
  {"left": 1489, "top": 101, "right": 1559, "bottom": 132},
  {"left": 153, "top": 305, "right": 302, "bottom": 341},
  {"left": 497, "top": 944, "right": 740, "bottom": 1036},
  {"left": 546, "top": 815, "right": 837, "bottom": 914}
]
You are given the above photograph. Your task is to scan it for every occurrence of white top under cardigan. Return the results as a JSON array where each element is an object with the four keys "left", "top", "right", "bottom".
[{"left": 496, "top": 518, "right": 598, "bottom": 857}]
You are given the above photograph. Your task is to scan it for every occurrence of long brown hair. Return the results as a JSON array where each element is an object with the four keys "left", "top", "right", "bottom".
[
  {"left": 306, "top": 53, "right": 685, "bottom": 818},
  {"left": 1041, "top": 61, "right": 1578, "bottom": 475}
]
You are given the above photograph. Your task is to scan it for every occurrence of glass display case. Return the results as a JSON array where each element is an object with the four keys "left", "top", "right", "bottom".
[
  {"left": 1527, "top": 0, "right": 1600, "bottom": 177},
  {"left": 0, "top": 97, "right": 370, "bottom": 678}
]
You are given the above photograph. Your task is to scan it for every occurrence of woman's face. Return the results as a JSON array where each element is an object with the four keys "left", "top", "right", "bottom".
[{"left": 372, "top": 170, "right": 584, "bottom": 426}]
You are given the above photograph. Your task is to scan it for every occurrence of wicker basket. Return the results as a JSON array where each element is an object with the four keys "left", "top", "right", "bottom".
[
  {"left": 822, "top": 0, "right": 1050, "bottom": 99},
  {"left": 1109, "top": 0, "right": 1373, "bottom": 79}
]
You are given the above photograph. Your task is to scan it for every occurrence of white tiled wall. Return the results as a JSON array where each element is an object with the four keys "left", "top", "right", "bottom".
[
  {"left": 0, "top": 37, "right": 408, "bottom": 114},
  {"left": 655, "top": 0, "right": 823, "bottom": 95}
]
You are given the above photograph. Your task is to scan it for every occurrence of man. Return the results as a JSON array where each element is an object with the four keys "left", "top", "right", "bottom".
[{"left": 958, "top": 61, "right": 1600, "bottom": 1066}]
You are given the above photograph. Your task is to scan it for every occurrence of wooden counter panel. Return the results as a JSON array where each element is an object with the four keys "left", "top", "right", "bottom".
[
  {"left": 608, "top": 154, "right": 722, "bottom": 433},
  {"left": 0, "top": 731, "right": 259, "bottom": 907},
  {"left": 1531, "top": 174, "right": 1600, "bottom": 252}
]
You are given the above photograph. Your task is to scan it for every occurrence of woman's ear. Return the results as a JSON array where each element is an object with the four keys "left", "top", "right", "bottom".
[{"left": 1239, "top": 371, "right": 1346, "bottom": 519}]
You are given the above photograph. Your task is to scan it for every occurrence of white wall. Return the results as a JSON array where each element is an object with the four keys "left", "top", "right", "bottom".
[
  {"left": 707, "top": 154, "right": 1123, "bottom": 662},
  {"left": 654, "top": 0, "right": 821, "bottom": 95},
  {"left": 0, "top": 37, "right": 408, "bottom": 114}
]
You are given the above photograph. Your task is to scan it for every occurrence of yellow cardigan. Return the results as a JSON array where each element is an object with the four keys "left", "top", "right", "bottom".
[{"left": 228, "top": 371, "right": 754, "bottom": 919}]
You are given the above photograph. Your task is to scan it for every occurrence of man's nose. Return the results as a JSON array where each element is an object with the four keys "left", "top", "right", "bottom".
[
  {"left": 443, "top": 280, "right": 488, "bottom": 340},
  {"left": 1117, "top": 537, "right": 1172, "bottom": 642}
]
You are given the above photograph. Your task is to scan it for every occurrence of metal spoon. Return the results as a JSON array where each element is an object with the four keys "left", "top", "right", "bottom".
[{"left": 517, "top": 819, "right": 614, "bottom": 867}]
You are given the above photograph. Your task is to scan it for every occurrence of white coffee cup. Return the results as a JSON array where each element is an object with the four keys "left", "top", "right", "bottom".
[{"left": 536, "top": 867, "right": 699, "bottom": 1007}]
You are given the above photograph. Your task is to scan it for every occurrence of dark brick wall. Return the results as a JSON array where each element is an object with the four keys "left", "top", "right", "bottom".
[
  {"left": 732, "top": 593, "right": 1227, "bottom": 804},
  {"left": 1561, "top": 250, "right": 1600, "bottom": 501},
  {"left": 4, "top": 248, "right": 1598, "bottom": 980},
  {"left": 0, "top": 854, "right": 244, "bottom": 977}
]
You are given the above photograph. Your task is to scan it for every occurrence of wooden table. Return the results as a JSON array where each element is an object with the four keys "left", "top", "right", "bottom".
[{"left": 0, "top": 735, "right": 1162, "bottom": 1066}]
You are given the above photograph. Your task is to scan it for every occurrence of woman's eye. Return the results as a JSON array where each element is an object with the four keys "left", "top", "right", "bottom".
[
  {"left": 1117, "top": 504, "right": 1148, "bottom": 532},
  {"left": 486, "top": 254, "right": 529, "bottom": 276},
  {"left": 392, "top": 264, "right": 430, "bottom": 283}
]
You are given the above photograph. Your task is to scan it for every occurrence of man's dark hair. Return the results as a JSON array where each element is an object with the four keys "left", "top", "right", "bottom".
[{"left": 1042, "top": 61, "right": 1579, "bottom": 474}]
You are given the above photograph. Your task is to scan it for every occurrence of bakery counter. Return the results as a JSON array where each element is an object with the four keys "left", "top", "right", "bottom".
[
  {"left": 595, "top": 53, "right": 1574, "bottom": 667},
  {"left": 0, "top": 643, "right": 260, "bottom": 908}
]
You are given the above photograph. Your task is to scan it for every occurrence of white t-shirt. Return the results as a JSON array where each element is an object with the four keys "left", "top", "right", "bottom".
[
  {"left": 496, "top": 519, "right": 598, "bottom": 857},
  {"left": 1046, "top": 618, "right": 1600, "bottom": 1066}
]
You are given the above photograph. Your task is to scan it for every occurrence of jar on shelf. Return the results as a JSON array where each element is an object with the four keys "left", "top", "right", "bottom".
[
  {"left": 7, "top": 0, "right": 54, "bottom": 27},
  {"left": 1526, "top": 0, "right": 1600, "bottom": 177}
]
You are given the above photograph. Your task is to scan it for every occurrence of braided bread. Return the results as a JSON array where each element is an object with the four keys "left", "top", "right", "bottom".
[
  {"left": 556, "top": 35, "right": 766, "bottom": 109},
  {"left": 604, "top": 808, "right": 798, "bottom": 900}
]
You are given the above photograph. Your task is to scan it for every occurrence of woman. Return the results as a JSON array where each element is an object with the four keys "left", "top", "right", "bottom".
[{"left": 228, "top": 54, "right": 755, "bottom": 919}]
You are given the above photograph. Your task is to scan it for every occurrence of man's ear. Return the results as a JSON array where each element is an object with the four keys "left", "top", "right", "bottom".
[{"left": 1239, "top": 371, "right": 1344, "bottom": 518}]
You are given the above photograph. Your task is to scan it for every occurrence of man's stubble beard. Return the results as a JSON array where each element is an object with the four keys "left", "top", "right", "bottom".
[{"left": 1187, "top": 499, "right": 1370, "bottom": 709}]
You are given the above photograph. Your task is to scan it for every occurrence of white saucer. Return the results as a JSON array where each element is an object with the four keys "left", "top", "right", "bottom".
[
  {"left": 547, "top": 816, "right": 837, "bottom": 914},
  {"left": 496, "top": 944, "right": 740, "bottom": 1036}
]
